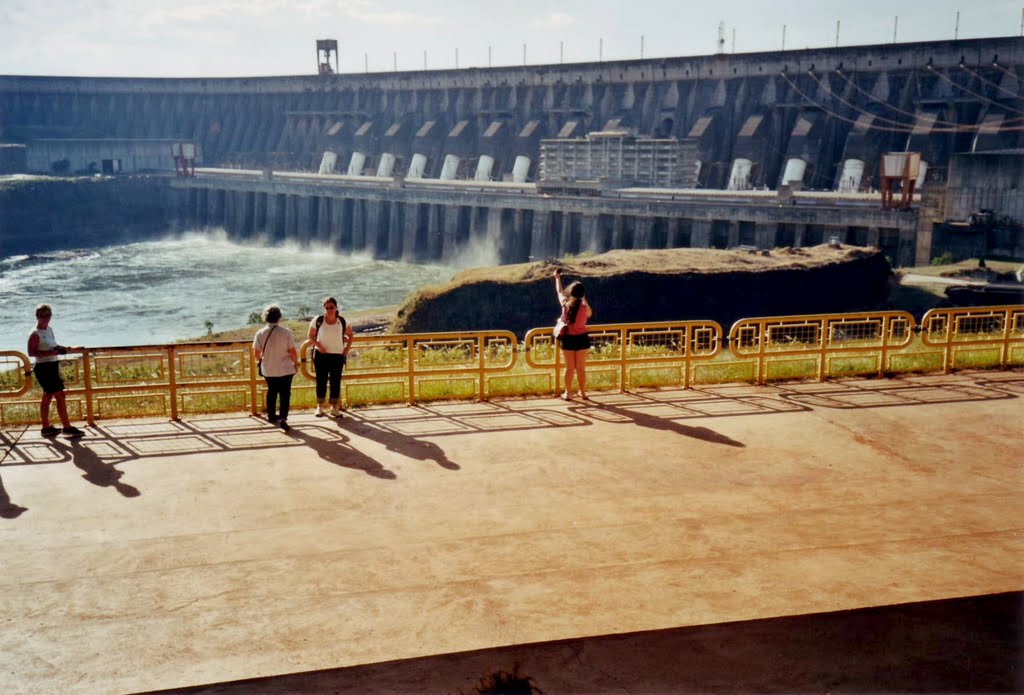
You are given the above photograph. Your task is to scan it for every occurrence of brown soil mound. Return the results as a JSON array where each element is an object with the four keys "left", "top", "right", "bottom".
[{"left": 393, "top": 246, "right": 892, "bottom": 336}]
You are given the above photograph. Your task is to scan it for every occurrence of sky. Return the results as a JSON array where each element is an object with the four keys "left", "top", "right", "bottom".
[{"left": 0, "top": 0, "right": 1021, "bottom": 78}]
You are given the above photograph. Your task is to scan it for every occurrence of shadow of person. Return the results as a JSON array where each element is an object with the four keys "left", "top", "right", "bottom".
[
  {"left": 586, "top": 400, "right": 745, "bottom": 448},
  {"left": 286, "top": 425, "right": 397, "bottom": 480},
  {"left": 335, "top": 416, "right": 460, "bottom": 471},
  {"left": 57, "top": 438, "right": 141, "bottom": 497},
  {"left": 0, "top": 474, "right": 28, "bottom": 519}
]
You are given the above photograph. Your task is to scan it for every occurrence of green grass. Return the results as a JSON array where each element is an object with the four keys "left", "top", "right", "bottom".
[{"left": 1, "top": 326, "right": 1017, "bottom": 426}]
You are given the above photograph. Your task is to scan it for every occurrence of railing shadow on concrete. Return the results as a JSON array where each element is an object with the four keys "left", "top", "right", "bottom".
[
  {"left": 0, "top": 305, "right": 1021, "bottom": 429},
  {"left": 0, "top": 373, "right": 1017, "bottom": 480}
]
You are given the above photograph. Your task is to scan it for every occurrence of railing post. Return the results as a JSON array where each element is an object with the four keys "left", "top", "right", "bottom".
[
  {"left": 249, "top": 344, "right": 259, "bottom": 415},
  {"left": 554, "top": 340, "right": 562, "bottom": 396},
  {"left": 943, "top": 314, "right": 953, "bottom": 374},
  {"left": 683, "top": 326, "right": 691, "bottom": 390},
  {"left": 407, "top": 336, "right": 416, "bottom": 405},
  {"left": 167, "top": 346, "right": 179, "bottom": 420},
  {"left": 619, "top": 327, "right": 628, "bottom": 393},
  {"left": 757, "top": 321, "right": 767, "bottom": 386},
  {"left": 1000, "top": 307, "right": 1011, "bottom": 369},
  {"left": 879, "top": 315, "right": 889, "bottom": 378},
  {"left": 818, "top": 318, "right": 828, "bottom": 382},
  {"left": 478, "top": 334, "right": 486, "bottom": 401},
  {"left": 82, "top": 349, "right": 95, "bottom": 426}
]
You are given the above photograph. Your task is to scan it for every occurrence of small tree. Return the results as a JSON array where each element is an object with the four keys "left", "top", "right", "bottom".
[
  {"left": 204, "top": 320, "right": 214, "bottom": 336},
  {"left": 247, "top": 311, "right": 262, "bottom": 325}
]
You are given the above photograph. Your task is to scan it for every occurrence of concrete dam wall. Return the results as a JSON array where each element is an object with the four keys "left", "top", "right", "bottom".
[
  {"left": 2, "top": 37, "right": 1020, "bottom": 267},
  {"left": 2, "top": 37, "right": 1021, "bottom": 187}
]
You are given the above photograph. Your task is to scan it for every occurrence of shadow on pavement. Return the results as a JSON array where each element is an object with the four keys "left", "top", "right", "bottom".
[
  {"left": 0, "top": 473, "right": 27, "bottom": 519},
  {"left": 55, "top": 438, "right": 141, "bottom": 497},
  {"left": 581, "top": 399, "right": 746, "bottom": 447},
  {"left": 334, "top": 415, "right": 460, "bottom": 471},
  {"left": 154, "top": 591, "right": 1024, "bottom": 695},
  {"left": 286, "top": 424, "right": 397, "bottom": 480}
]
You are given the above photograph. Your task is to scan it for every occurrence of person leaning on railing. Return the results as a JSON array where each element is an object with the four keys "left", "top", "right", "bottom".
[{"left": 27, "top": 303, "right": 85, "bottom": 438}]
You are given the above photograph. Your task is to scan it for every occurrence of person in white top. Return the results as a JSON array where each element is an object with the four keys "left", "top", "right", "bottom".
[
  {"left": 252, "top": 304, "right": 299, "bottom": 431},
  {"left": 27, "top": 304, "right": 84, "bottom": 438},
  {"left": 307, "top": 296, "right": 354, "bottom": 417}
]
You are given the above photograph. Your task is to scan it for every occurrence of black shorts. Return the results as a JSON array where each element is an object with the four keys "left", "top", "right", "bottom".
[
  {"left": 33, "top": 361, "right": 65, "bottom": 394},
  {"left": 559, "top": 332, "right": 591, "bottom": 351}
]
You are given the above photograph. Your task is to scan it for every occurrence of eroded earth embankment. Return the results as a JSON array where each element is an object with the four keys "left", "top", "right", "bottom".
[{"left": 393, "top": 246, "right": 892, "bottom": 336}]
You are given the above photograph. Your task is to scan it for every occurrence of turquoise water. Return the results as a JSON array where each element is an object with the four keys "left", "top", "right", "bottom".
[{"left": 0, "top": 231, "right": 456, "bottom": 351}]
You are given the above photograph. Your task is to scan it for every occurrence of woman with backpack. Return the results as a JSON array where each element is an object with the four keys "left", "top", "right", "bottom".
[{"left": 308, "top": 296, "right": 354, "bottom": 417}]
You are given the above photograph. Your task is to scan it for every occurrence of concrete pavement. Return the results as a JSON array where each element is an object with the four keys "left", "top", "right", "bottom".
[{"left": 1, "top": 370, "right": 1022, "bottom": 694}]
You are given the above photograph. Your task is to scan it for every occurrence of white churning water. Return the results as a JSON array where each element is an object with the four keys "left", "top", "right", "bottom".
[{"left": 0, "top": 230, "right": 455, "bottom": 351}]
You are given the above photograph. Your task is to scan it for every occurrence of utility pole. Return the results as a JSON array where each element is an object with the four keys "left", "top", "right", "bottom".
[
  {"left": 836, "top": 20, "right": 840, "bottom": 47},
  {"left": 641, "top": 34, "right": 645, "bottom": 59},
  {"left": 599, "top": 37, "right": 603, "bottom": 62},
  {"left": 523, "top": 43, "right": 527, "bottom": 66},
  {"left": 893, "top": 16, "right": 899, "bottom": 44},
  {"left": 955, "top": 11, "right": 960, "bottom": 40},
  {"left": 560, "top": 41, "right": 564, "bottom": 63},
  {"left": 364, "top": 53, "right": 368, "bottom": 73},
  {"left": 423, "top": 50, "right": 427, "bottom": 70},
  {"left": 393, "top": 51, "right": 397, "bottom": 72},
  {"left": 488, "top": 46, "right": 492, "bottom": 68},
  {"left": 782, "top": 25, "right": 786, "bottom": 51}
]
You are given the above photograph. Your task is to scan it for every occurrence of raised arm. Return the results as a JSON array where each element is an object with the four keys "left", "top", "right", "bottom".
[{"left": 554, "top": 268, "right": 564, "bottom": 300}]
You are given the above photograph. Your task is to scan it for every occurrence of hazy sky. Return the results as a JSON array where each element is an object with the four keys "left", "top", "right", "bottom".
[{"left": 1, "top": 0, "right": 1021, "bottom": 77}]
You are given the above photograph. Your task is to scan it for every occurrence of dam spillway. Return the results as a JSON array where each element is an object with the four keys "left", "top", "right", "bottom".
[{"left": 174, "top": 170, "right": 921, "bottom": 265}]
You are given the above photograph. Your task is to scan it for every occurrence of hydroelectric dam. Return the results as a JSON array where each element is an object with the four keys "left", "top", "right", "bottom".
[{"left": 2, "top": 36, "right": 1022, "bottom": 265}]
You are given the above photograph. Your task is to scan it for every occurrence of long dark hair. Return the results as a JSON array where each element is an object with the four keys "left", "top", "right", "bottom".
[{"left": 565, "top": 281, "right": 585, "bottom": 323}]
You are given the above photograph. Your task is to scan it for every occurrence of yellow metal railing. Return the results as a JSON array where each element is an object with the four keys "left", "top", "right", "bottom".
[
  {"left": 297, "top": 330, "right": 519, "bottom": 404},
  {"left": 728, "top": 310, "right": 917, "bottom": 385},
  {"left": 524, "top": 320, "right": 723, "bottom": 392},
  {"left": 920, "top": 305, "right": 1024, "bottom": 372},
  {"left": 2, "top": 305, "right": 1021, "bottom": 427}
]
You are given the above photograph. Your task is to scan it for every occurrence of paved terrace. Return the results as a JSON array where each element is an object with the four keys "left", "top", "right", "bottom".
[{"left": 1, "top": 371, "right": 1022, "bottom": 694}]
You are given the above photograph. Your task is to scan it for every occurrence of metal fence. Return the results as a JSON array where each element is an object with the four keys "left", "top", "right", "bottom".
[{"left": 1, "top": 305, "right": 1021, "bottom": 427}]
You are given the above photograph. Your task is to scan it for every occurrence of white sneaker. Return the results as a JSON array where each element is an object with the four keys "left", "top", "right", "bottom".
[
  {"left": 329, "top": 407, "right": 341, "bottom": 418},
  {"left": 315, "top": 405, "right": 325, "bottom": 417}
]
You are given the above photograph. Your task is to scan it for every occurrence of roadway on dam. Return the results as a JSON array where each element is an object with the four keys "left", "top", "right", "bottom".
[{"left": 1, "top": 370, "right": 1022, "bottom": 694}]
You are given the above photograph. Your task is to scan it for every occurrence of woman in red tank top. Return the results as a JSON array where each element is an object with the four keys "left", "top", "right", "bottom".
[{"left": 554, "top": 268, "right": 593, "bottom": 400}]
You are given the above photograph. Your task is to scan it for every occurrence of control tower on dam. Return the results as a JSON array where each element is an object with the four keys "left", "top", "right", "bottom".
[{"left": 2, "top": 36, "right": 1022, "bottom": 264}]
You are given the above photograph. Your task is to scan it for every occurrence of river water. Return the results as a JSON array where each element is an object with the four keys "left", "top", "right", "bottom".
[{"left": 0, "top": 230, "right": 458, "bottom": 352}]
